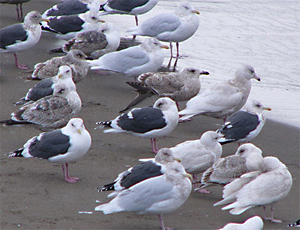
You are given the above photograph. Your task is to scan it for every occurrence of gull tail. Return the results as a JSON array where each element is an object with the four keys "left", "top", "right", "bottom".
[{"left": 7, "top": 148, "right": 24, "bottom": 158}]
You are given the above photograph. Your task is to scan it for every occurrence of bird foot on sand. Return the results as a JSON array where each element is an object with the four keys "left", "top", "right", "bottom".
[
  {"left": 194, "top": 188, "right": 211, "bottom": 194},
  {"left": 264, "top": 217, "right": 282, "bottom": 223},
  {"left": 65, "top": 176, "right": 80, "bottom": 183}
]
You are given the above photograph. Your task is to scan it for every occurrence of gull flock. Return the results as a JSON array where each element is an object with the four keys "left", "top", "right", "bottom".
[{"left": 0, "top": 0, "right": 297, "bottom": 229}]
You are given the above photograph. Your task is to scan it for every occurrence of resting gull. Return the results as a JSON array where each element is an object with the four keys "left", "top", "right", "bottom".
[
  {"left": 200, "top": 143, "right": 264, "bottom": 189},
  {"left": 61, "top": 22, "right": 120, "bottom": 59},
  {"left": 0, "top": 75, "right": 81, "bottom": 129},
  {"left": 179, "top": 65, "right": 261, "bottom": 121},
  {"left": 95, "top": 161, "right": 192, "bottom": 230},
  {"left": 214, "top": 156, "right": 293, "bottom": 223},
  {"left": 7, "top": 118, "right": 91, "bottom": 183},
  {"left": 217, "top": 100, "right": 271, "bottom": 144},
  {"left": 96, "top": 97, "right": 179, "bottom": 153},
  {"left": 0, "top": 0, "right": 30, "bottom": 21},
  {"left": 128, "top": 2, "right": 200, "bottom": 70},
  {"left": 218, "top": 216, "right": 264, "bottom": 230},
  {"left": 16, "top": 65, "right": 75, "bottom": 105},
  {"left": 88, "top": 38, "right": 168, "bottom": 77},
  {"left": 99, "top": 0, "right": 158, "bottom": 26},
  {"left": 30, "top": 49, "right": 89, "bottom": 83},
  {"left": 0, "top": 11, "right": 48, "bottom": 69},
  {"left": 122, "top": 67, "right": 209, "bottom": 112},
  {"left": 99, "top": 148, "right": 180, "bottom": 196},
  {"left": 41, "top": 3, "right": 104, "bottom": 40},
  {"left": 170, "top": 131, "right": 222, "bottom": 193}
]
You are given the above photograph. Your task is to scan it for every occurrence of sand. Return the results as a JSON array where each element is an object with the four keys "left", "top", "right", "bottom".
[{"left": 0, "top": 1, "right": 299, "bottom": 229}]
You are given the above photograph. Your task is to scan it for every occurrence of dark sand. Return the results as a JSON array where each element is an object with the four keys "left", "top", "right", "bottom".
[{"left": 1, "top": 1, "right": 299, "bottom": 229}]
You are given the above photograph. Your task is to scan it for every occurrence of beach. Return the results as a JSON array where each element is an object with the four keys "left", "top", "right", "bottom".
[{"left": 1, "top": 0, "right": 299, "bottom": 229}]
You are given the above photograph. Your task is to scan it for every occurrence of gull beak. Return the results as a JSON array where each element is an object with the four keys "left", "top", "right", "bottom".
[
  {"left": 192, "top": 10, "right": 200, "bottom": 15},
  {"left": 263, "top": 107, "right": 272, "bottom": 111},
  {"left": 58, "top": 74, "right": 62, "bottom": 79},
  {"left": 174, "top": 158, "right": 181, "bottom": 163},
  {"left": 184, "top": 173, "right": 193, "bottom": 181},
  {"left": 99, "top": 19, "right": 105, "bottom": 23},
  {"left": 200, "top": 70, "right": 210, "bottom": 75},
  {"left": 254, "top": 74, "right": 261, "bottom": 81},
  {"left": 160, "top": 45, "right": 169, "bottom": 49},
  {"left": 42, "top": 18, "right": 50, "bottom": 23},
  {"left": 77, "top": 129, "right": 82, "bottom": 134}
]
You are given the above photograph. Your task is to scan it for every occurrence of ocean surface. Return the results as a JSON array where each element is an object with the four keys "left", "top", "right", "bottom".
[{"left": 104, "top": 0, "right": 300, "bottom": 127}]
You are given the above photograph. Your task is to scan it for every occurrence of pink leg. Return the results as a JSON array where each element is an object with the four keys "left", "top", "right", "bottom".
[
  {"left": 167, "top": 42, "right": 173, "bottom": 69},
  {"left": 193, "top": 174, "right": 211, "bottom": 194},
  {"left": 157, "top": 214, "right": 174, "bottom": 230},
  {"left": 270, "top": 205, "right": 282, "bottom": 223},
  {"left": 150, "top": 138, "right": 158, "bottom": 154},
  {"left": 14, "top": 53, "right": 28, "bottom": 69},
  {"left": 62, "top": 163, "right": 80, "bottom": 183}
]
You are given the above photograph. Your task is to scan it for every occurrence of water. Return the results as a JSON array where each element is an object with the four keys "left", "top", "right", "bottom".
[{"left": 104, "top": 0, "right": 300, "bottom": 127}]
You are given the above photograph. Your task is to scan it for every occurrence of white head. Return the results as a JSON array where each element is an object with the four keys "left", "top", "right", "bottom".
[
  {"left": 155, "top": 148, "right": 180, "bottom": 164},
  {"left": 165, "top": 161, "right": 192, "bottom": 182},
  {"left": 200, "top": 131, "right": 222, "bottom": 147},
  {"left": 65, "top": 118, "right": 86, "bottom": 135},
  {"left": 244, "top": 100, "right": 271, "bottom": 114},
  {"left": 140, "top": 38, "right": 169, "bottom": 52},
  {"left": 176, "top": 2, "right": 200, "bottom": 16},
  {"left": 55, "top": 65, "right": 73, "bottom": 80},
  {"left": 235, "top": 65, "right": 261, "bottom": 81},
  {"left": 153, "top": 97, "right": 177, "bottom": 112},
  {"left": 235, "top": 143, "right": 263, "bottom": 158},
  {"left": 262, "top": 156, "right": 285, "bottom": 172},
  {"left": 24, "top": 11, "right": 46, "bottom": 26}
]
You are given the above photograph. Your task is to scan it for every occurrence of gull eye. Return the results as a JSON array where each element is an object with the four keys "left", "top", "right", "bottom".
[
  {"left": 189, "top": 69, "right": 195, "bottom": 73},
  {"left": 239, "top": 148, "right": 245, "bottom": 154},
  {"left": 91, "top": 16, "right": 97, "bottom": 20}
]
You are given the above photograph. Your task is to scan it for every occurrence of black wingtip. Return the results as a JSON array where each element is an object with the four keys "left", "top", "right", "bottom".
[{"left": 7, "top": 148, "right": 24, "bottom": 158}]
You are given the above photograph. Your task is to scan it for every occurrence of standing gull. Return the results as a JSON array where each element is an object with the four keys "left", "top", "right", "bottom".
[
  {"left": 30, "top": 49, "right": 89, "bottom": 83},
  {"left": 128, "top": 2, "right": 200, "bottom": 70},
  {"left": 0, "top": 11, "right": 48, "bottom": 69},
  {"left": 214, "top": 156, "right": 293, "bottom": 223},
  {"left": 0, "top": 0, "right": 30, "bottom": 21},
  {"left": 7, "top": 118, "right": 91, "bottom": 183},
  {"left": 179, "top": 65, "right": 261, "bottom": 121},
  {"left": 16, "top": 65, "right": 75, "bottom": 105},
  {"left": 170, "top": 131, "right": 222, "bottom": 193},
  {"left": 95, "top": 161, "right": 192, "bottom": 230},
  {"left": 0, "top": 74, "right": 82, "bottom": 129},
  {"left": 96, "top": 97, "right": 179, "bottom": 153},
  {"left": 122, "top": 67, "right": 209, "bottom": 112},
  {"left": 200, "top": 143, "right": 264, "bottom": 189},
  {"left": 88, "top": 38, "right": 168, "bottom": 77},
  {"left": 99, "top": 0, "right": 158, "bottom": 26},
  {"left": 218, "top": 216, "right": 264, "bottom": 230},
  {"left": 217, "top": 100, "right": 271, "bottom": 144},
  {"left": 99, "top": 148, "right": 180, "bottom": 196}
]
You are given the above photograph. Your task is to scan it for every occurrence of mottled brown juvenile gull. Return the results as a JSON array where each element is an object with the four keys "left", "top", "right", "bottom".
[
  {"left": 128, "top": 2, "right": 200, "bottom": 70},
  {"left": 215, "top": 156, "right": 292, "bottom": 223},
  {"left": 41, "top": 2, "right": 104, "bottom": 40},
  {"left": 170, "top": 131, "right": 222, "bottom": 193},
  {"left": 30, "top": 49, "right": 89, "bottom": 83},
  {"left": 62, "top": 22, "right": 120, "bottom": 59},
  {"left": 16, "top": 65, "right": 75, "bottom": 105},
  {"left": 99, "top": 0, "right": 158, "bottom": 26},
  {"left": 122, "top": 67, "right": 209, "bottom": 112},
  {"left": 95, "top": 161, "right": 192, "bottom": 230},
  {"left": 99, "top": 148, "right": 180, "bottom": 197},
  {"left": 218, "top": 216, "right": 264, "bottom": 230},
  {"left": 179, "top": 65, "right": 261, "bottom": 121},
  {"left": 200, "top": 143, "right": 264, "bottom": 189},
  {"left": 88, "top": 38, "right": 168, "bottom": 77},
  {"left": 0, "top": 75, "right": 81, "bottom": 129},
  {"left": 96, "top": 97, "right": 179, "bottom": 153},
  {"left": 217, "top": 100, "right": 271, "bottom": 144},
  {"left": 7, "top": 118, "right": 91, "bottom": 183},
  {"left": 0, "top": 0, "right": 30, "bottom": 21},
  {"left": 0, "top": 11, "right": 48, "bottom": 69}
]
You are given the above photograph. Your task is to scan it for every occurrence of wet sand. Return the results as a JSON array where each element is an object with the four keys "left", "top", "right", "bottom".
[{"left": 0, "top": 1, "right": 299, "bottom": 229}]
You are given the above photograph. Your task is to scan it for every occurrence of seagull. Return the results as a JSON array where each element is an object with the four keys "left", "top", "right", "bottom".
[
  {"left": 41, "top": 4, "right": 104, "bottom": 40},
  {"left": 0, "top": 74, "right": 81, "bottom": 129},
  {"left": 42, "top": 0, "right": 94, "bottom": 18},
  {"left": 217, "top": 100, "right": 271, "bottom": 144},
  {"left": 61, "top": 22, "right": 120, "bottom": 59},
  {"left": 7, "top": 118, "right": 91, "bottom": 183},
  {"left": 288, "top": 219, "right": 300, "bottom": 227},
  {"left": 200, "top": 143, "right": 264, "bottom": 189},
  {"left": 0, "top": 11, "right": 48, "bottom": 69},
  {"left": 128, "top": 2, "right": 200, "bottom": 70},
  {"left": 95, "top": 161, "right": 192, "bottom": 230},
  {"left": 179, "top": 65, "right": 261, "bottom": 121},
  {"left": 170, "top": 131, "right": 222, "bottom": 193},
  {"left": 218, "top": 216, "right": 264, "bottom": 230},
  {"left": 88, "top": 38, "right": 168, "bottom": 77},
  {"left": 0, "top": 0, "right": 30, "bottom": 21},
  {"left": 122, "top": 67, "right": 209, "bottom": 112},
  {"left": 99, "top": 148, "right": 180, "bottom": 196},
  {"left": 30, "top": 49, "right": 89, "bottom": 83},
  {"left": 214, "top": 156, "right": 293, "bottom": 223},
  {"left": 99, "top": 0, "right": 158, "bottom": 26},
  {"left": 16, "top": 65, "right": 75, "bottom": 105},
  {"left": 96, "top": 97, "right": 179, "bottom": 153}
]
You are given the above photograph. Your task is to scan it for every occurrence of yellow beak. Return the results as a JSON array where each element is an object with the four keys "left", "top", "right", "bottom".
[
  {"left": 263, "top": 107, "right": 272, "bottom": 111},
  {"left": 160, "top": 45, "right": 169, "bottom": 49},
  {"left": 192, "top": 10, "right": 200, "bottom": 15},
  {"left": 184, "top": 173, "right": 193, "bottom": 180},
  {"left": 77, "top": 129, "right": 81, "bottom": 134}
]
